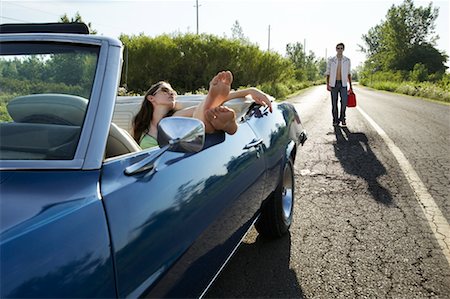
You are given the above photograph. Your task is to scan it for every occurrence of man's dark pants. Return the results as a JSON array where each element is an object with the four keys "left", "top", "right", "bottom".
[{"left": 331, "top": 80, "right": 348, "bottom": 124}]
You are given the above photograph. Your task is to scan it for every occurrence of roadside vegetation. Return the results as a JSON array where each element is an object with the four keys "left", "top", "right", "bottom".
[
  {"left": 118, "top": 28, "right": 326, "bottom": 100},
  {"left": 359, "top": 0, "right": 449, "bottom": 103},
  {"left": 1, "top": 0, "right": 449, "bottom": 123}
]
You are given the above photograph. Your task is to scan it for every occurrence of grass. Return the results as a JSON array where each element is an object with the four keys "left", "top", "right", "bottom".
[
  {"left": 257, "top": 79, "right": 326, "bottom": 101},
  {"left": 360, "top": 80, "right": 450, "bottom": 104},
  {"left": 0, "top": 93, "right": 15, "bottom": 122}
]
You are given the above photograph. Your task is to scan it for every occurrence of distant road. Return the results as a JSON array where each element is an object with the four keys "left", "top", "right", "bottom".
[{"left": 206, "top": 85, "right": 450, "bottom": 298}]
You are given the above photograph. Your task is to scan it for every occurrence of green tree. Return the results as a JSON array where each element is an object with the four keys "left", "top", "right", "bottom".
[
  {"left": 230, "top": 20, "right": 250, "bottom": 45},
  {"left": 304, "top": 51, "right": 319, "bottom": 81},
  {"left": 317, "top": 58, "right": 327, "bottom": 77},
  {"left": 286, "top": 42, "right": 306, "bottom": 81},
  {"left": 360, "top": 0, "right": 447, "bottom": 74},
  {"left": 1, "top": 59, "right": 19, "bottom": 80},
  {"left": 286, "top": 42, "right": 306, "bottom": 69},
  {"left": 60, "top": 12, "right": 97, "bottom": 34},
  {"left": 16, "top": 56, "right": 45, "bottom": 81},
  {"left": 286, "top": 42, "right": 320, "bottom": 81}
]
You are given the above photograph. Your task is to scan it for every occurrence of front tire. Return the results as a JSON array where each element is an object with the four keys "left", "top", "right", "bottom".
[{"left": 255, "top": 158, "right": 294, "bottom": 238}]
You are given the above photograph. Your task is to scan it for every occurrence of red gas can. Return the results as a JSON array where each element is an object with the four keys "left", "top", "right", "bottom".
[{"left": 347, "top": 90, "right": 357, "bottom": 107}]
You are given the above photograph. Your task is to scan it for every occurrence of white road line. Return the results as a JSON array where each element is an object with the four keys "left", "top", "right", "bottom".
[{"left": 357, "top": 106, "right": 450, "bottom": 266}]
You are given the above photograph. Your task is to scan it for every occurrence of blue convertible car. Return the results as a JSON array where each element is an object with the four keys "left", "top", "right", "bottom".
[{"left": 0, "top": 23, "right": 307, "bottom": 298}]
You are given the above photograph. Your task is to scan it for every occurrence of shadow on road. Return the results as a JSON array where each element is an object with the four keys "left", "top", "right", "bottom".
[
  {"left": 334, "top": 126, "right": 393, "bottom": 205},
  {"left": 205, "top": 232, "right": 304, "bottom": 298}
]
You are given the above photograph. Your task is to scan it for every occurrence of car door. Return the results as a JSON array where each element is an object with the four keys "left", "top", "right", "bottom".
[
  {"left": 0, "top": 34, "right": 120, "bottom": 298},
  {"left": 100, "top": 121, "right": 266, "bottom": 298}
]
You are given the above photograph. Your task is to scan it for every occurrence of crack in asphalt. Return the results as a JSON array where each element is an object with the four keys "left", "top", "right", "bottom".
[
  {"left": 206, "top": 87, "right": 450, "bottom": 298},
  {"left": 357, "top": 105, "right": 450, "bottom": 268}
]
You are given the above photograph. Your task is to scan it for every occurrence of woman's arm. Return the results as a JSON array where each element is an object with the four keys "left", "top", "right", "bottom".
[
  {"left": 226, "top": 87, "right": 273, "bottom": 112},
  {"left": 174, "top": 87, "right": 273, "bottom": 117}
]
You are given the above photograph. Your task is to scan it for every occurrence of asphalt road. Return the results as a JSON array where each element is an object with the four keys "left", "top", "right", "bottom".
[{"left": 205, "top": 85, "right": 450, "bottom": 298}]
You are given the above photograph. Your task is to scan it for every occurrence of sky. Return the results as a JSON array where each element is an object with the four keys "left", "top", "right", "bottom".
[{"left": 1, "top": 0, "right": 449, "bottom": 68}]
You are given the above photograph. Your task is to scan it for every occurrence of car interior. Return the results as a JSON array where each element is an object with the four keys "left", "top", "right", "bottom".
[
  {"left": 1, "top": 94, "right": 87, "bottom": 160},
  {"left": 1, "top": 93, "right": 141, "bottom": 160},
  {"left": 0, "top": 93, "right": 257, "bottom": 161},
  {"left": 108, "top": 96, "right": 255, "bottom": 158},
  {"left": 112, "top": 95, "right": 254, "bottom": 133}
]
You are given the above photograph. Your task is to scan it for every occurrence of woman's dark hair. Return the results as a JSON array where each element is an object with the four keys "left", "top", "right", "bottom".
[{"left": 132, "top": 81, "right": 167, "bottom": 143}]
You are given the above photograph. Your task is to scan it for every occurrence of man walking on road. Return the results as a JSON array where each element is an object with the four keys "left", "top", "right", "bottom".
[{"left": 326, "top": 42, "right": 353, "bottom": 127}]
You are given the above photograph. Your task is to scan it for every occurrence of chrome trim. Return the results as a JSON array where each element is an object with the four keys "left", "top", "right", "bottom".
[
  {"left": 244, "top": 138, "right": 263, "bottom": 149},
  {"left": 199, "top": 215, "right": 260, "bottom": 299},
  {"left": 124, "top": 145, "right": 170, "bottom": 176},
  {"left": 0, "top": 159, "right": 85, "bottom": 170},
  {"left": 81, "top": 40, "right": 123, "bottom": 170},
  {"left": 0, "top": 34, "right": 123, "bottom": 170},
  {"left": 0, "top": 33, "right": 121, "bottom": 47},
  {"left": 281, "top": 163, "right": 294, "bottom": 220}
]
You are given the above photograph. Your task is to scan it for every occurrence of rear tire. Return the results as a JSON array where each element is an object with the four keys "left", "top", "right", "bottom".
[{"left": 255, "top": 158, "right": 294, "bottom": 239}]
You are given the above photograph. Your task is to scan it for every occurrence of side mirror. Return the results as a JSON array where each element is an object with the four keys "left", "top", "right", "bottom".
[
  {"left": 157, "top": 117, "right": 205, "bottom": 152},
  {"left": 125, "top": 117, "right": 205, "bottom": 175}
]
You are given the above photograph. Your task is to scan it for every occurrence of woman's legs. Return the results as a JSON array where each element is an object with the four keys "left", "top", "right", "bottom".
[
  {"left": 193, "top": 71, "right": 237, "bottom": 134},
  {"left": 205, "top": 106, "right": 237, "bottom": 135}
]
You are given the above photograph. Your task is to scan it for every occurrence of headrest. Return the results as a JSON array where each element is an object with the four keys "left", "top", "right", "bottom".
[{"left": 7, "top": 94, "right": 88, "bottom": 126}]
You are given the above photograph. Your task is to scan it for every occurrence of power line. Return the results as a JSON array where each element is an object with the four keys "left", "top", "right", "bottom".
[
  {"left": 1, "top": 16, "right": 28, "bottom": 23},
  {"left": 1, "top": 1, "right": 123, "bottom": 33},
  {"left": 4, "top": 1, "right": 62, "bottom": 18}
]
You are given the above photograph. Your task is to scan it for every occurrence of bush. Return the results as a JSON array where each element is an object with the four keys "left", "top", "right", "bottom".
[
  {"left": 256, "top": 79, "right": 324, "bottom": 100},
  {"left": 0, "top": 93, "right": 17, "bottom": 122},
  {"left": 395, "top": 83, "right": 418, "bottom": 96},
  {"left": 361, "top": 78, "right": 450, "bottom": 103},
  {"left": 410, "top": 63, "right": 428, "bottom": 82},
  {"left": 370, "top": 81, "right": 398, "bottom": 92},
  {"left": 408, "top": 82, "right": 450, "bottom": 102},
  {"left": 258, "top": 82, "right": 291, "bottom": 99},
  {"left": 120, "top": 33, "right": 298, "bottom": 93},
  {"left": 359, "top": 69, "right": 450, "bottom": 103},
  {"left": 119, "top": 33, "right": 327, "bottom": 96},
  {"left": 0, "top": 77, "right": 88, "bottom": 98},
  {"left": 438, "top": 73, "right": 450, "bottom": 91}
]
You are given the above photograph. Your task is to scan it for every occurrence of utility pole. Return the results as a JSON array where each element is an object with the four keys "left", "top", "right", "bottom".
[
  {"left": 125, "top": 46, "right": 128, "bottom": 89},
  {"left": 268, "top": 25, "right": 271, "bottom": 51},
  {"left": 194, "top": 0, "right": 201, "bottom": 34}
]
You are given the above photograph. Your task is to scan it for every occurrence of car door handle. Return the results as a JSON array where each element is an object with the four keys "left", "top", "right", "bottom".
[{"left": 244, "top": 138, "right": 263, "bottom": 150}]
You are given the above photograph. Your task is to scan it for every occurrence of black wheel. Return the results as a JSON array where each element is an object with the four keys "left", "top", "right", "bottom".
[{"left": 255, "top": 158, "right": 294, "bottom": 238}]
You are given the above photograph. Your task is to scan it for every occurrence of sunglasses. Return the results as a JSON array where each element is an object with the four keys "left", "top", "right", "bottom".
[
  {"left": 155, "top": 86, "right": 177, "bottom": 96},
  {"left": 336, "top": 47, "right": 344, "bottom": 50}
]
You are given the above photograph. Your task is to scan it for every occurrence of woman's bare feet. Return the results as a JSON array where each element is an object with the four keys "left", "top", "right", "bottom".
[
  {"left": 206, "top": 106, "right": 238, "bottom": 135},
  {"left": 193, "top": 71, "right": 233, "bottom": 133},
  {"left": 206, "top": 71, "right": 233, "bottom": 108}
]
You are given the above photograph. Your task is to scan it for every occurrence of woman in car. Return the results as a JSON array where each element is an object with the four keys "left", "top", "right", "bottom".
[{"left": 133, "top": 71, "right": 273, "bottom": 149}]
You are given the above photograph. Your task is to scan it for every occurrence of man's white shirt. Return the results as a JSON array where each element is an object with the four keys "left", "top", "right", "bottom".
[{"left": 326, "top": 56, "right": 351, "bottom": 87}]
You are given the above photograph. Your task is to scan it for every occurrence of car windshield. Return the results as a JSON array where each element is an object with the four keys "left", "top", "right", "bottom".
[{"left": 0, "top": 41, "right": 99, "bottom": 160}]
